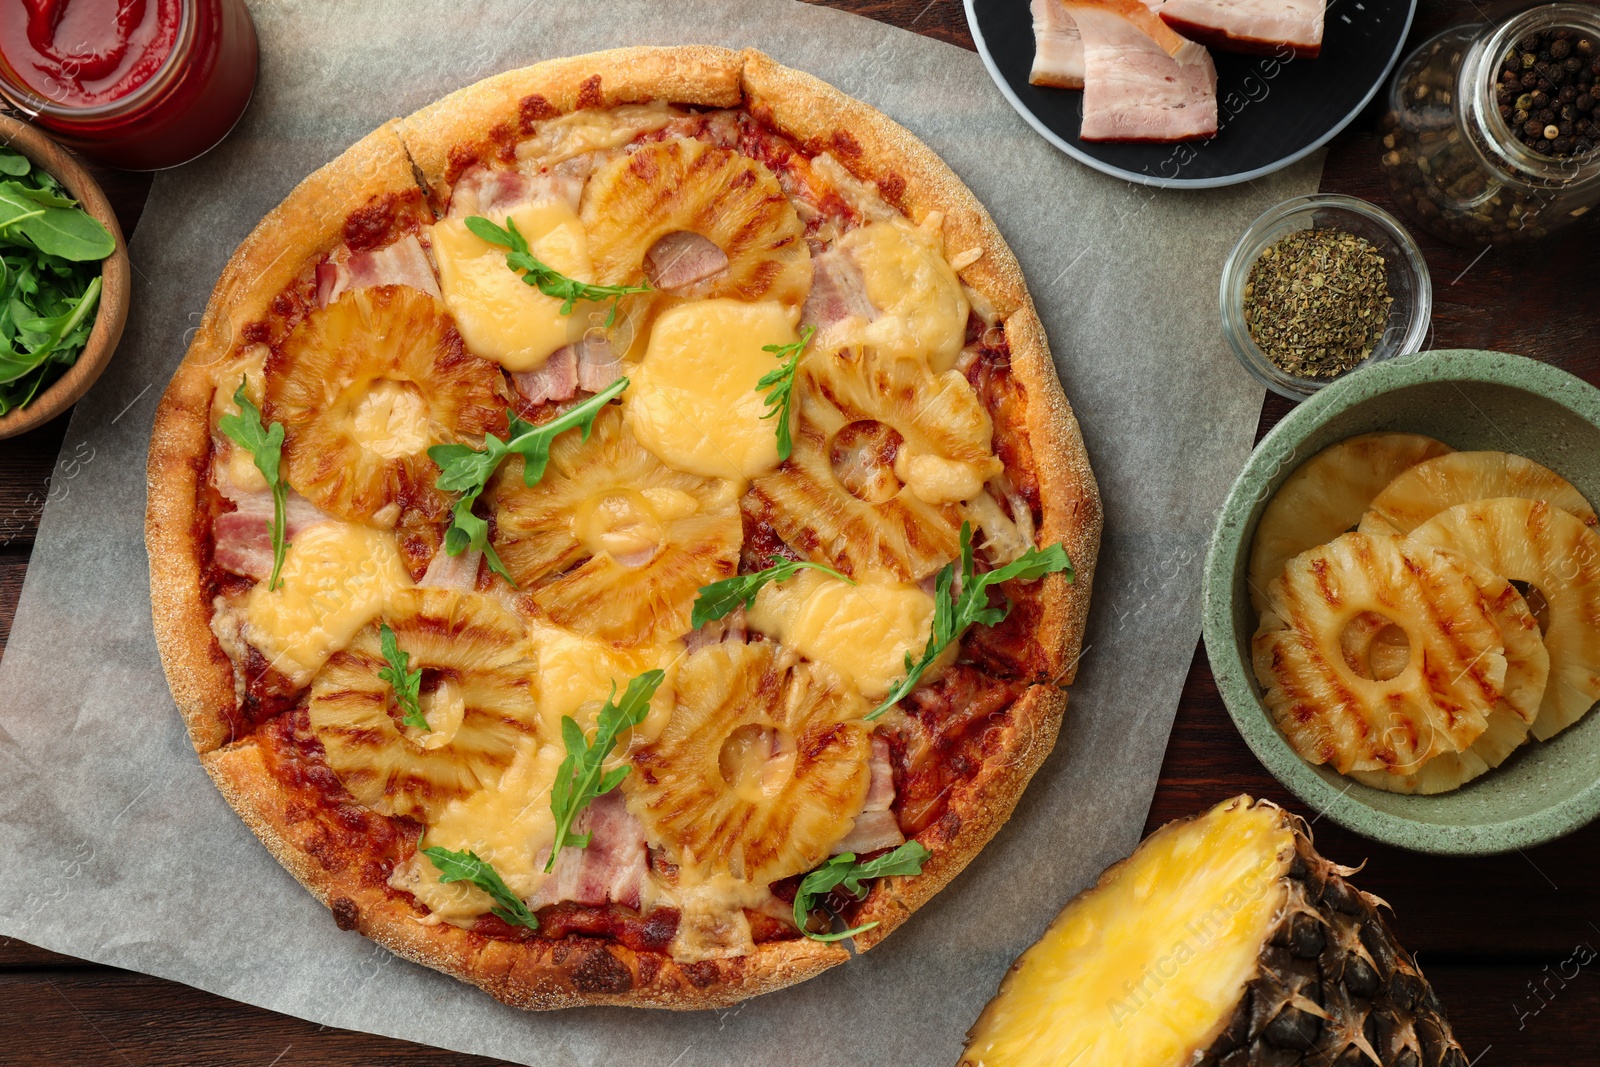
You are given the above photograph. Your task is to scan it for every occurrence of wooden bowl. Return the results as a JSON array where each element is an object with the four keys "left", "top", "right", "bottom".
[{"left": 0, "top": 115, "right": 131, "bottom": 440}]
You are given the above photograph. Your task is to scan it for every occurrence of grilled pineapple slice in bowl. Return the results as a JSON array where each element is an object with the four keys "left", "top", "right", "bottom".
[
  {"left": 961, "top": 796, "right": 1469, "bottom": 1067},
  {"left": 1204, "top": 350, "right": 1600, "bottom": 854}
]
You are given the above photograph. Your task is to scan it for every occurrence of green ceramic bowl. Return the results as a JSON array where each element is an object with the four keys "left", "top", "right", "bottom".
[{"left": 1203, "top": 350, "right": 1600, "bottom": 855}]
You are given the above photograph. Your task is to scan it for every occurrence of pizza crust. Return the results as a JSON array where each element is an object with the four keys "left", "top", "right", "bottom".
[
  {"left": 203, "top": 738, "right": 848, "bottom": 1009},
  {"left": 148, "top": 47, "right": 1103, "bottom": 1011}
]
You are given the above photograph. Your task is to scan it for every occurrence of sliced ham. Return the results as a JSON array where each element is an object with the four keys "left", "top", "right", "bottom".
[
  {"left": 685, "top": 606, "right": 748, "bottom": 653},
  {"left": 213, "top": 488, "right": 330, "bottom": 582},
  {"left": 644, "top": 231, "right": 729, "bottom": 291},
  {"left": 419, "top": 543, "right": 482, "bottom": 592},
  {"left": 1031, "top": 0, "right": 1087, "bottom": 89},
  {"left": 315, "top": 234, "right": 439, "bottom": 308},
  {"left": 573, "top": 332, "right": 624, "bottom": 393},
  {"left": 801, "top": 246, "right": 876, "bottom": 335},
  {"left": 512, "top": 346, "right": 579, "bottom": 406},
  {"left": 1160, "top": 0, "right": 1324, "bottom": 58},
  {"left": 1067, "top": 0, "right": 1218, "bottom": 143},
  {"left": 527, "top": 791, "right": 649, "bottom": 911},
  {"left": 832, "top": 736, "right": 906, "bottom": 856},
  {"left": 450, "top": 156, "right": 593, "bottom": 219}
]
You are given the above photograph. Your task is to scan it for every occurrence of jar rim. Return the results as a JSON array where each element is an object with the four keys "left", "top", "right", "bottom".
[
  {"left": 1467, "top": 2, "right": 1600, "bottom": 182},
  {"left": 0, "top": 0, "right": 195, "bottom": 122}
]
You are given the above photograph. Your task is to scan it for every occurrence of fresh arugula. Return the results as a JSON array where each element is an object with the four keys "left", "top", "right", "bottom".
[
  {"left": 690, "top": 556, "right": 854, "bottom": 630},
  {"left": 0, "top": 152, "right": 114, "bottom": 414},
  {"left": 216, "top": 379, "right": 290, "bottom": 590},
  {"left": 465, "top": 215, "right": 651, "bottom": 327},
  {"left": 869, "top": 524, "right": 1074, "bottom": 720},
  {"left": 546, "top": 670, "right": 664, "bottom": 873},
  {"left": 792, "top": 841, "right": 932, "bottom": 942},
  {"left": 756, "top": 325, "right": 814, "bottom": 462},
  {"left": 421, "top": 846, "right": 540, "bottom": 931},
  {"left": 429, "top": 378, "right": 627, "bottom": 584},
  {"left": 378, "top": 621, "right": 427, "bottom": 731}
]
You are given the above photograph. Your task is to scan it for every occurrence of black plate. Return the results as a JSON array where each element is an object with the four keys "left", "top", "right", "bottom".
[{"left": 967, "top": 0, "right": 1418, "bottom": 188}]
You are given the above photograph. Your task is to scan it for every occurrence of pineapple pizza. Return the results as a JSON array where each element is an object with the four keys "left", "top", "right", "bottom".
[{"left": 145, "top": 46, "right": 1100, "bottom": 1009}]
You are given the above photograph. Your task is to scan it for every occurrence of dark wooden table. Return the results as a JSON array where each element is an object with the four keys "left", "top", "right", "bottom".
[{"left": 4, "top": 2, "right": 1599, "bottom": 1064}]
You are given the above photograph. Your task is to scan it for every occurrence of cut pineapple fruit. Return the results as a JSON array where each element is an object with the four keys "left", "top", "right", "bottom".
[
  {"left": 490, "top": 404, "right": 740, "bottom": 645},
  {"left": 1253, "top": 533, "right": 1505, "bottom": 776},
  {"left": 1350, "top": 551, "right": 1547, "bottom": 794},
  {"left": 1360, "top": 450, "right": 1598, "bottom": 536},
  {"left": 1407, "top": 497, "right": 1600, "bottom": 741},
  {"left": 267, "top": 287, "right": 507, "bottom": 524},
  {"left": 307, "top": 588, "right": 538, "bottom": 821},
  {"left": 748, "top": 346, "right": 1002, "bottom": 581},
  {"left": 580, "top": 137, "right": 812, "bottom": 308},
  {"left": 961, "top": 796, "right": 1468, "bottom": 1067},
  {"left": 1248, "top": 433, "right": 1453, "bottom": 614},
  {"left": 625, "top": 641, "right": 872, "bottom": 886}
]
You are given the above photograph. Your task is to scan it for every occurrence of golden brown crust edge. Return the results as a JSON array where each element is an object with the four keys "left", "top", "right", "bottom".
[
  {"left": 202, "top": 740, "right": 847, "bottom": 1010},
  {"left": 400, "top": 45, "right": 746, "bottom": 207},
  {"left": 147, "top": 122, "right": 425, "bottom": 757}
]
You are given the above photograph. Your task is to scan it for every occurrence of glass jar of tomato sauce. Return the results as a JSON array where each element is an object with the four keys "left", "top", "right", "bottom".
[{"left": 0, "top": 0, "right": 257, "bottom": 170}]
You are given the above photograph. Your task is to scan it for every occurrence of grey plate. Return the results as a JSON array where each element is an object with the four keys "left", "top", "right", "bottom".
[{"left": 1203, "top": 350, "right": 1600, "bottom": 855}]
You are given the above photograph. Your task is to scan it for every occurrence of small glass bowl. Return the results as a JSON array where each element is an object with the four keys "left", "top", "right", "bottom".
[{"left": 1220, "top": 194, "right": 1433, "bottom": 401}]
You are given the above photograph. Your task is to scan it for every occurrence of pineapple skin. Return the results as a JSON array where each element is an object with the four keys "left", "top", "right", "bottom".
[{"left": 960, "top": 797, "right": 1469, "bottom": 1067}]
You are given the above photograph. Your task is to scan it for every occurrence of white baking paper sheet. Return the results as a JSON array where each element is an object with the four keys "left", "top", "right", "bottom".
[{"left": 0, "top": 1, "right": 1320, "bottom": 1062}]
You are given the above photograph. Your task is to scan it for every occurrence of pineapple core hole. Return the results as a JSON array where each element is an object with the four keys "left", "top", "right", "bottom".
[
  {"left": 573, "top": 489, "right": 666, "bottom": 568},
  {"left": 830, "top": 420, "right": 904, "bottom": 505},
  {"left": 718, "top": 723, "right": 796, "bottom": 801},
  {"left": 350, "top": 380, "right": 430, "bottom": 460},
  {"left": 1511, "top": 580, "right": 1552, "bottom": 634},
  {"left": 1339, "top": 612, "right": 1412, "bottom": 682}
]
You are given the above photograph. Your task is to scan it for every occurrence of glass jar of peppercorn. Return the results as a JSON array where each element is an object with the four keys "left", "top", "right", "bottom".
[{"left": 1379, "top": 3, "right": 1600, "bottom": 246}]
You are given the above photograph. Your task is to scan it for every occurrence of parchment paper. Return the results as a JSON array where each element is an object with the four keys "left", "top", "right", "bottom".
[{"left": 0, "top": 2, "right": 1320, "bottom": 1062}]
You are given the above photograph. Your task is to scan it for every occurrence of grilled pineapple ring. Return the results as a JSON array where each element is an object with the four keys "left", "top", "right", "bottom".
[
  {"left": 581, "top": 137, "right": 812, "bottom": 307},
  {"left": 1407, "top": 497, "right": 1600, "bottom": 741},
  {"left": 307, "top": 588, "right": 539, "bottom": 821},
  {"left": 626, "top": 642, "right": 872, "bottom": 886},
  {"left": 1360, "top": 450, "right": 1600, "bottom": 535},
  {"left": 1247, "top": 432, "right": 1453, "bottom": 615},
  {"left": 749, "top": 347, "right": 1003, "bottom": 582},
  {"left": 1350, "top": 551, "right": 1548, "bottom": 795},
  {"left": 490, "top": 405, "right": 741, "bottom": 645},
  {"left": 1252, "top": 532, "right": 1507, "bottom": 777},
  {"left": 267, "top": 286, "right": 507, "bottom": 525}
]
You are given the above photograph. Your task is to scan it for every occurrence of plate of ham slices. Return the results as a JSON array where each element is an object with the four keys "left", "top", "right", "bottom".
[{"left": 968, "top": 0, "right": 1416, "bottom": 188}]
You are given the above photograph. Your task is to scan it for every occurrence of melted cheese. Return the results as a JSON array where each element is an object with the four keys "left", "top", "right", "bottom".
[
  {"left": 838, "top": 218, "right": 969, "bottom": 372},
  {"left": 350, "top": 380, "right": 429, "bottom": 460},
  {"left": 514, "top": 102, "right": 679, "bottom": 164},
  {"left": 659, "top": 873, "right": 774, "bottom": 962},
  {"left": 624, "top": 299, "right": 796, "bottom": 486},
  {"left": 240, "top": 523, "right": 412, "bottom": 686},
  {"left": 432, "top": 201, "right": 590, "bottom": 372},
  {"left": 393, "top": 739, "right": 566, "bottom": 924},
  {"left": 895, "top": 450, "right": 991, "bottom": 505},
  {"left": 747, "top": 569, "right": 937, "bottom": 699},
  {"left": 211, "top": 344, "right": 270, "bottom": 493},
  {"left": 570, "top": 487, "right": 702, "bottom": 569},
  {"left": 527, "top": 619, "right": 682, "bottom": 745}
]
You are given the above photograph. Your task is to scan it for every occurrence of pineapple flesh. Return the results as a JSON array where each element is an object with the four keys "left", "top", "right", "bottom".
[
  {"left": 1350, "top": 552, "right": 1547, "bottom": 794},
  {"left": 490, "top": 405, "right": 741, "bottom": 645},
  {"left": 624, "top": 641, "right": 872, "bottom": 886},
  {"left": 1406, "top": 497, "right": 1600, "bottom": 741},
  {"left": 1360, "top": 450, "right": 1599, "bottom": 536},
  {"left": 581, "top": 137, "right": 812, "bottom": 309},
  {"left": 748, "top": 346, "right": 1002, "bottom": 582},
  {"left": 306, "top": 588, "right": 539, "bottom": 821},
  {"left": 1248, "top": 433, "right": 1453, "bottom": 615},
  {"left": 961, "top": 796, "right": 1469, "bottom": 1067},
  {"left": 266, "top": 286, "right": 507, "bottom": 525},
  {"left": 1253, "top": 533, "right": 1506, "bottom": 776}
]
